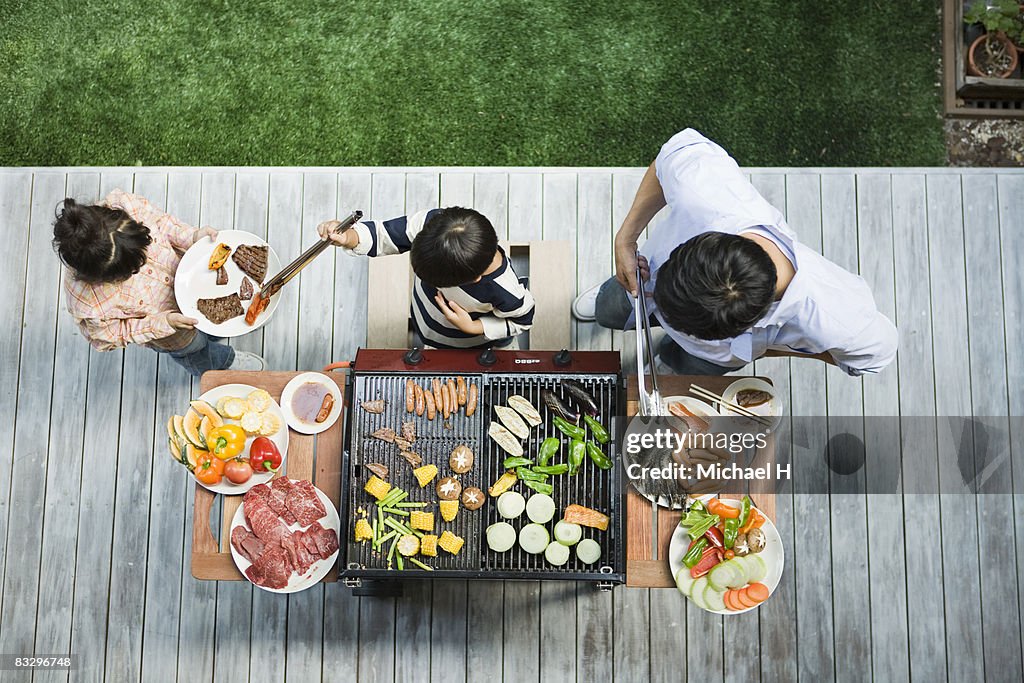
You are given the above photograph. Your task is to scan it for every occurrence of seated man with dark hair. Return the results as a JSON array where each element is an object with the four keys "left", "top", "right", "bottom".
[{"left": 573, "top": 128, "right": 898, "bottom": 376}]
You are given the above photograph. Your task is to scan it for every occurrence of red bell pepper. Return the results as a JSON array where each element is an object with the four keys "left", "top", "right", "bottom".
[
  {"left": 690, "top": 546, "right": 724, "bottom": 579},
  {"left": 704, "top": 526, "right": 725, "bottom": 549},
  {"left": 249, "top": 437, "right": 282, "bottom": 472}
]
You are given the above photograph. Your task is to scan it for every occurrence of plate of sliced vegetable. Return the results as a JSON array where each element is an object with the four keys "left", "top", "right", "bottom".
[{"left": 668, "top": 497, "right": 783, "bottom": 614}]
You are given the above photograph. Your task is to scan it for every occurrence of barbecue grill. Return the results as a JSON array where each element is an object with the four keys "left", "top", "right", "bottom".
[{"left": 338, "top": 348, "right": 625, "bottom": 591}]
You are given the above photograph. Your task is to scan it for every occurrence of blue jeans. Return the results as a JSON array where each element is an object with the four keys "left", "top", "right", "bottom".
[
  {"left": 153, "top": 330, "right": 234, "bottom": 377},
  {"left": 594, "top": 277, "right": 738, "bottom": 376}
]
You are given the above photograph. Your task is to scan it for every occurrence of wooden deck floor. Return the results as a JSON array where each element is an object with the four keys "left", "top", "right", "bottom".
[{"left": 1, "top": 166, "right": 1022, "bottom": 682}]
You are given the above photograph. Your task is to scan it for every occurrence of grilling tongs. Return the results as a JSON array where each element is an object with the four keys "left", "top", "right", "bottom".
[
  {"left": 633, "top": 251, "right": 664, "bottom": 417},
  {"left": 245, "top": 210, "right": 363, "bottom": 324}
]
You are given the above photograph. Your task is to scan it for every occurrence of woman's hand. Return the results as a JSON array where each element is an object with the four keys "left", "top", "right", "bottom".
[
  {"left": 317, "top": 220, "right": 359, "bottom": 248},
  {"left": 195, "top": 227, "right": 218, "bottom": 243},
  {"left": 168, "top": 312, "right": 198, "bottom": 330},
  {"left": 613, "top": 236, "right": 650, "bottom": 297},
  {"left": 434, "top": 293, "right": 484, "bottom": 335}
]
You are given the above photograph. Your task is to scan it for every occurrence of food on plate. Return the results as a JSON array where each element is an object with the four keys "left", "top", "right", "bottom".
[
  {"left": 361, "top": 400, "right": 386, "bottom": 414},
  {"left": 249, "top": 437, "right": 282, "bottom": 473},
  {"left": 232, "top": 244, "right": 269, "bottom": 282},
  {"left": 488, "top": 423, "right": 523, "bottom": 458},
  {"left": 494, "top": 405, "right": 529, "bottom": 440},
  {"left": 220, "top": 397, "right": 249, "bottom": 420},
  {"left": 397, "top": 535, "right": 420, "bottom": 556},
  {"left": 486, "top": 522, "right": 517, "bottom": 552},
  {"left": 400, "top": 421, "right": 416, "bottom": 443},
  {"left": 553, "top": 521, "right": 582, "bottom": 546},
  {"left": 244, "top": 293, "right": 269, "bottom": 325},
  {"left": 668, "top": 402, "right": 711, "bottom": 432},
  {"left": 194, "top": 452, "right": 226, "bottom": 485},
  {"left": 405, "top": 380, "right": 415, "bottom": 413},
  {"left": 364, "top": 475, "right": 392, "bottom": 500},
  {"left": 497, "top": 491, "right": 526, "bottom": 519},
  {"left": 518, "top": 524, "right": 549, "bottom": 554},
  {"left": 424, "top": 387, "right": 436, "bottom": 420},
  {"left": 563, "top": 504, "right": 609, "bottom": 531},
  {"left": 438, "top": 530, "right": 464, "bottom": 555},
  {"left": 224, "top": 458, "right": 252, "bottom": 484},
  {"left": 575, "top": 538, "right": 601, "bottom": 564},
  {"left": 736, "top": 389, "right": 772, "bottom": 408},
  {"left": 239, "top": 276, "right": 254, "bottom": 301},
  {"left": 208, "top": 424, "right": 247, "bottom": 459},
  {"left": 410, "top": 511, "right": 434, "bottom": 531},
  {"left": 400, "top": 450, "right": 423, "bottom": 467},
  {"left": 439, "top": 499, "right": 458, "bottom": 522},
  {"left": 197, "top": 294, "right": 245, "bottom": 324},
  {"left": 289, "top": 382, "right": 331, "bottom": 424},
  {"left": 216, "top": 265, "right": 229, "bottom": 285},
  {"left": 449, "top": 444, "right": 474, "bottom": 474},
  {"left": 259, "top": 411, "right": 282, "bottom": 436},
  {"left": 420, "top": 535, "right": 438, "bottom": 556},
  {"left": 208, "top": 243, "right": 233, "bottom": 270},
  {"left": 488, "top": 471, "right": 517, "bottom": 497},
  {"left": 436, "top": 476, "right": 462, "bottom": 500},
  {"left": 246, "top": 389, "right": 271, "bottom": 412},
  {"left": 561, "top": 380, "right": 599, "bottom": 417},
  {"left": 182, "top": 410, "right": 206, "bottom": 448},
  {"left": 240, "top": 411, "right": 262, "bottom": 434},
  {"left": 745, "top": 527, "right": 766, "bottom": 553},
  {"left": 504, "top": 395, "right": 539, "bottom": 427},
  {"left": 365, "top": 463, "right": 389, "bottom": 480},
  {"left": 460, "top": 486, "right": 485, "bottom": 510},
  {"left": 541, "top": 389, "right": 580, "bottom": 422},
  {"left": 466, "top": 383, "right": 478, "bottom": 416},
  {"left": 414, "top": 384, "right": 425, "bottom": 417},
  {"left": 190, "top": 399, "right": 223, "bottom": 427},
  {"left": 370, "top": 427, "right": 396, "bottom": 442},
  {"left": 456, "top": 376, "right": 467, "bottom": 406},
  {"left": 355, "top": 518, "right": 373, "bottom": 542},
  {"left": 413, "top": 464, "right": 438, "bottom": 487},
  {"left": 525, "top": 494, "right": 556, "bottom": 524},
  {"left": 544, "top": 541, "right": 570, "bottom": 566}
]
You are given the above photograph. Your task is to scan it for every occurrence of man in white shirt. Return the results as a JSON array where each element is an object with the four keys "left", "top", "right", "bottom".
[{"left": 572, "top": 128, "right": 898, "bottom": 376}]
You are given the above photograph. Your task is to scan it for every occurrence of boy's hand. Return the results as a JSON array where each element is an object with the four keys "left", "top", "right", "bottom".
[
  {"left": 195, "top": 227, "right": 218, "bottom": 243},
  {"left": 434, "top": 293, "right": 484, "bottom": 335},
  {"left": 317, "top": 220, "right": 359, "bottom": 248},
  {"left": 168, "top": 312, "right": 198, "bottom": 330}
]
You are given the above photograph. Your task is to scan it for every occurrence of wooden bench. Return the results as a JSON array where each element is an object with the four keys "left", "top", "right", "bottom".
[{"left": 366, "top": 241, "right": 572, "bottom": 349}]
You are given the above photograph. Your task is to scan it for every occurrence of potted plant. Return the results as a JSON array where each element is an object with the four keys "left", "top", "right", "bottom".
[{"left": 964, "top": 0, "right": 1024, "bottom": 77}]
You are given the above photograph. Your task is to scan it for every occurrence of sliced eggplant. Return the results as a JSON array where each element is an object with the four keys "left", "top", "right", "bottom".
[
  {"left": 562, "top": 380, "right": 599, "bottom": 417},
  {"left": 541, "top": 389, "right": 580, "bottom": 422},
  {"left": 507, "top": 394, "right": 542, "bottom": 426},
  {"left": 489, "top": 422, "right": 524, "bottom": 458},
  {"left": 494, "top": 405, "right": 530, "bottom": 440}
]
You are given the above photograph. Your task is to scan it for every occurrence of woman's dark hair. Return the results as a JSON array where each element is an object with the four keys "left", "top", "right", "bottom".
[
  {"left": 654, "top": 232, "right": 777, "bottom": 340},
  {"left": 52, "top": 198, "right": 151, "bottom": 284},
  {"left": 411, "top": 207, "right": 498, "bottom": 287}
]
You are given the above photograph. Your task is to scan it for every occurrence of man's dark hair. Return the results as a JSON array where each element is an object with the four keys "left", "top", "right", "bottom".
[
  {"left": 654, "top": 232, "right": 777, "bottom": 340},
  {"left": 52, "top": 198, "right": 152, "bottom": 284},
  {"left": 411, "top": 207, "right": 498, "bottom": 287}
]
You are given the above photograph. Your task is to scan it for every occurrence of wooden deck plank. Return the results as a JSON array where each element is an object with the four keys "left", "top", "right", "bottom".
[{"left": 232, "top": 171, "right": 270, "bottom": 357}]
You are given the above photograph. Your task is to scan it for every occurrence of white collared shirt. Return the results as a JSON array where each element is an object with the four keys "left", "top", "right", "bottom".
[{"left": 640, "top": 129, "right": 898, "bottom": 376}]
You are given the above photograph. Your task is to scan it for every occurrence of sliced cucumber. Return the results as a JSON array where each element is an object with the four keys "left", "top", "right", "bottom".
[
  {"left": 553, "top": 520, "right": 583, "bottom": 546},
  {"left": 744, "top": 554, "right": 768, "bottom": 583},
  {"left": 544, "top": 541, "right": 570, "bottom": 566},
  {"left": 708, "top": 562, "right": 737, "bottom": 592},
  {"left": 689, "top": 576, "right": 709, "bottom": 610},
  {"left": 526, "top": 494, "right": 556, "bottom": 524},
  {"left": 675, "top": 567, "right": 696, "bottom": 597},
  {"left": 497, "top": 491, "right": 526, "bottom": 519},
  {"left": 576, "top": 538, "right": 601, "bottom": 564},
  {"left": 519, "top": 523, "right": 550, "bottom": 554},
  {"left": 703, "top": 585, "right": 727, "bottom": 612},
  {"left": 725, "top": 558, "right": 748, "bottom": 589},
  {"left": 486, "top": 522, "right": 517, "bottom": 552}
]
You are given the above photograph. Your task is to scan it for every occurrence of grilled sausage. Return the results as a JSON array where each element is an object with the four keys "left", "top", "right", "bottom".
[
  {"left": 414, "top": 384, "right": 425, "bottom": 417},
  {"left": 431, "top": 379, "right": 443, "bottom": 413},
  {"left": 406, "top": 379, "right": 415, "bottom": 413},
  {"left": 441, "top": 383, "right": 451, "bottom": 420},
  {"left": 424, "top": 387, "right": 436, "bottom": 420},
  {"left": 466, "top": 383, "right": 478, "bottom": 417},
  {"left": 447, "top": 379, "right": 457, "bottom": 412},
  {"left": 316, "top": 394, "right": 335, "bottom": 423},
  {"left": 456, "top": 376, "right": 467, "bottom": 406}
]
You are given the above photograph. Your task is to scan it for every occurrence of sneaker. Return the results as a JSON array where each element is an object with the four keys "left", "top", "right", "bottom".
[
  {"left": 572, "top": 282, "right": 603, "bottom": 321},
  {"left": 228, "top": 350, "right": 266, "bottom": 371}
]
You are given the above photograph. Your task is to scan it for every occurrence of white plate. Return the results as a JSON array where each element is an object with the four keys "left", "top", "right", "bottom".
[
  {"left": 668, "top": 498, "right": 784, "bottom": 615},
  {"left": 174, "top": 230, "right": 282, "bottom": 337},
  {"left": 280, "top": 372, "right": 343, "bottom": 435},
  {"left": 195, "top": 383, "right": 289, "bottom": 495},
  {"left": 660, "top": 395, "right": 720, "bottom": 418},
  {"left": 720, "top": 378, "right": 784, "bottom": 431},
  {"left": 229, "top": 481, "right": 340, "bottom": 593}
]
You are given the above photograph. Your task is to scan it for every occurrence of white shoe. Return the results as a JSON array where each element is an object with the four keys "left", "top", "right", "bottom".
[
  {"left": 229, "top": 351, "right": 266, "bottom": 371},
  {"left": 572, "top": 282, "right": 603, "bottom": 321}
]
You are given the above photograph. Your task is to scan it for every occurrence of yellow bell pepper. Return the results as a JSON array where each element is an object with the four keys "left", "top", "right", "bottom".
[{"left": 208, "top": 424, "right": 247, "bottom": 459}]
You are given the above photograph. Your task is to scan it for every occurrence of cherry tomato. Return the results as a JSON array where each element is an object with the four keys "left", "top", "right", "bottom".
[
  {"left": 194, "top": 453, "right": 225, "bottom": 485},
  {"left": 249, "top": 437, "right": 282, "bottom": 472},
  {"left": 224, "top": 458, "right": 253, "bottom": 485}
]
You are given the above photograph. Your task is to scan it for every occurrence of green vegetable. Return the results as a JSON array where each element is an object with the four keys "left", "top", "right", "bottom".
[
  {"left": 582, "top": 415, "right": 609, "bottom": 444},
  {"left": 503, "top": 456, "right": 534, "bottom": 469},
  {"left": 568, "top": 439, "right": 585, "bottom": 475},
  {"left": 686, "top": 512, "right": 720, "bottom": 540},
  {"left": 408, "top": 557, "right": 433, "bottom": 571},
  {"left": 585, "top": 440, "right": 613, "bottom": 470},
  {"left": 552, "top": 415, "right": 586, "bottom": 440},
  {"left": 683, "top": 537, "right": 709, "bottom": 568},
  {"left": 538, "top": 437, "right": 560, "bottom": 466},
  {"left": 681, "top": 505, "right": 712, "bottom": 529},
  {"left": 516, "top": 467, "right": 548, "bottom": 482},
  {"left": 395, "top": 501, "right": 428, "bottom": 508},
  {"left": 723, "top": 517, "right": 740, "bottom": 549},
  {"left": 375, "top": 529, "right": 397, "bottom": 550},
  {"left": 382, "top": 508, "right": 409, "bottom": 517},
  {"left": 522, "top": 479, "right": 554, "bottom": 495},
  {"left": 738, "top": 496, "right": 752, "bottom": 528},
  {"left": 532, "top": 464, "right": 569, "bottom": 475},
  {"left": 396, "top": 555, "right": 404, "bottom": 571}
]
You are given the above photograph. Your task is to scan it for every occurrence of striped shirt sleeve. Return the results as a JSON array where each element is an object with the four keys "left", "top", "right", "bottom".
[
  {"left": 478, "top": 273, "right": 536, "bottom": 340},
  {"left": 346, "top": 209, "right": 439, "bottom": 257}
]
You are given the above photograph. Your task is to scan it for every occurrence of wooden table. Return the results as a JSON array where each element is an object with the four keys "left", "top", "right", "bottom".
[
  {"left": 191, "top": 370, "right": 346, "bottom": 581},
  {"left": 624, "top": 375, "right": 777, "bottom": 588}
]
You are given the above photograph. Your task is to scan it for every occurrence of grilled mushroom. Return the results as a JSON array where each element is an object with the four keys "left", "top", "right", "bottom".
[
  {"left": 746, "top": 527, "right": 766, "bottom": 554},
  {"left": 733, "top": 532, "right": 750, "bottom": 557},
  {"left": 449, "top": 445, "right": 474, "bottom": 474},
  {"left": 461, "top": 486, "right": 485, "bottom": 510},
  {"left": 436, "top": 476, "right": 462, "bottom": 500}
]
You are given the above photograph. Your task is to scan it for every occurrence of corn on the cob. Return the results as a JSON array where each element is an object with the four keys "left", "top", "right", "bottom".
[
  {"left": 413, "top": 464, "right": 438, "bottom": 487},
  {"left": 438, "top": 530, "right": 464, "bottom": 555},
  {"left": 439, "top": 499, "right": 459, "bottom": 522},
  {"left": 409, "top": 511, "right": 434, "bottom": 531},
  {"left": 420, "top": 534, "right": 438, "bottom": 557},
  {"left": 364, "top": 475, "right": 392, "bottom": 500}
]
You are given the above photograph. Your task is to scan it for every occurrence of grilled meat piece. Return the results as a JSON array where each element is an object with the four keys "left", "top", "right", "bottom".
[
  {"left": 239, "top": 276, "right": 254, "bottom": 300},
  {"left": 370, "top": 427, "right": 396, "bottom": 443},
  {"left": 196, "top": 294, "right": 244, "bottom": 325},
  {"left": 232, "top": 244, "right": 269, "bottom": 283},
  {"left": 400, "top": 421, "right": 416, "bottom": 443},
  {"left": 400, "top": 450, "right": 423, "bottom": 467},
  {"left": 394, "top": 436, "right": 413, "bottom": 451},
  {"left": 736, "top": 389, "right": 772, "bottom": 408},
  {"left": 365, "top": 463, "right": 389, "bottom": 479},
  {"left": 216, "top": 265, "right": 228, "bottom": 286},
  {"left": 361, "top": 400, "right": 386, "bottom": 414}
]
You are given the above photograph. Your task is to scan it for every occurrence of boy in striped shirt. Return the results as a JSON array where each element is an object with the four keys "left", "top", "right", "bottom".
[{"left": 318, "top": 207, "right": 534, "bottom": 349}]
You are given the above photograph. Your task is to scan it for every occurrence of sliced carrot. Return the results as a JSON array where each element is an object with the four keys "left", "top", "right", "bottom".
[
  {"left": 735, "top": 589, "right": 757, "bottom": 609},
  {"left": 723, "top": 590, "right": 739, "bottom": 611},
  {"left": 746, "top": 582, "right": 770, "bottom": 603}
]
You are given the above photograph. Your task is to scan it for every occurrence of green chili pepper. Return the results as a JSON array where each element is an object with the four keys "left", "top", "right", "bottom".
[
  {"left": 686, "top": 512, "right": 720, "bottom": 540},
  {"left": 568, "top": 439, "right": 586, "bottom": 475},
  {"left": 522, "top": 479, "right": 554, "bottom": 495},
  {"left": 582, "top": 415, "right": 609, "bottom": 444},
  {"left": 552, "top": 415, "right": 587, "bottom": 441},
  {"left": 723, "top": 517, "right": 740, "bottom": 549},
  {"left": 503, "top": 456, "right": 534, "bottom": 469},
  {"left": 738, "top": 496, "right": 752, "bottom": 528},
  {"left": 538, "top": 437, "right": 560, "bottom": 466},
  {"left": 516, "top": 466, "right": 548, "bottom": 482},
  {"left": 585, "top": 440, "right": 613, "bottom": 470},
  {"left": 531, "top": 463, "right": 569, "bottom": 475},
  {"left": 682, "top": 537, "right": 709, "bottom": 568}
]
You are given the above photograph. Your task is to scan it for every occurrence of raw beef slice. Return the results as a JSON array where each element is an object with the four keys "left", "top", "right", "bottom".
[
  {"left": 286, "top": 479, "right": 327, "bottom": 527},
  {"left": 246, "top": 543, "right": 292, "bottom": 589},
  {"left": 244, "top": 498, "right": 291, "bottom": 545},
  {"left": 230, "top": 526, "right": 265, "bottom": 564}
]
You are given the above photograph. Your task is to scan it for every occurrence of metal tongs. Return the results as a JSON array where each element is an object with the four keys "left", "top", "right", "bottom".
[
  {"left": 245, "top": 210, "right": 363, "bottom": 323},
  {"left": 633, "top": 251, "right": 663, "bottom": 417}
]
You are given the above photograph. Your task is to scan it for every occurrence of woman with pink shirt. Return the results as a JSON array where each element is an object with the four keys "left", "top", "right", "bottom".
[{"left": 52, "top": 189, "right": 265, "bottom": 376}]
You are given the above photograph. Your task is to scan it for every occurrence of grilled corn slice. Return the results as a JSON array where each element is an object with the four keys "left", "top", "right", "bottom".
[
  {"left": 397, "top": 534, "right": 420, "bottom": 556},
  {"left": 410, "top": 511, "right": 435, "bottom": 531},
  {"left": 413, "top": 464, "right": 438, "bottom": 487},
  {"left": 439, "top": 499, "right": 459, "bottom": 522},
  {"left": 420, "top": 534, "right": 438, "bottom": 557},
  {"left": 364, "top": 475, "right": 392, "bottom": 501},
  {"left": 438, "top": 530, "right": 464, "bottom": 555},
  {"left": 354, "top": 518, "right": 373, "bottom": 542}
]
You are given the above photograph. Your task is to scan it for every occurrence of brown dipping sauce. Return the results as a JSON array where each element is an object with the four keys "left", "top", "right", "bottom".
[{"left": 292, "top": 382, "right": 329, "bottom": 423}]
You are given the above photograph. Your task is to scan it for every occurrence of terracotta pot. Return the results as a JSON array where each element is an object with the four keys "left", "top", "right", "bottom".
[{"left": 968, "top": 31, "right": 1019, "bottom": 78}]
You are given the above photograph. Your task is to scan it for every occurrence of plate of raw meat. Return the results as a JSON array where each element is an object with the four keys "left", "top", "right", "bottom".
[{"left": 229, "top": 478, "right": 340, "bottom": 592}]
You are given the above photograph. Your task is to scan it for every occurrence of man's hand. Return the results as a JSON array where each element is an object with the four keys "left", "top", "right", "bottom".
[
  {"left": 434, "top": 293, "right": 484, "bottom": 335},
  {"left": 168, "top": 312, "right": 198, "bottom": 330},
  {"left": 317, "top": 220, "right": 359, "bottom": 248},
  {"left": 613, "top": 237, "right": 650, "bottom": 297},
  {"left": 195, "top": 227, "right": 218, "bottom": 243}
]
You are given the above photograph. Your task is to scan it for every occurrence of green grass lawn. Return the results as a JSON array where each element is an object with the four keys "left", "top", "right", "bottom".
[{"left": 0, "top": 0, "right": 945, "bottom": 167}]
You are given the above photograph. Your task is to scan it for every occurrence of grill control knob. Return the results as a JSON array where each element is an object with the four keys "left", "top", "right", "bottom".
[
  {"left": 477, "top": 347, "right": 497, "bottom": 366},
  {"left": 403, "top": 347, "right": 423, "bottom": 365},
  {"left": 553, "top": 349, "right": 572, "bottom": 367}
]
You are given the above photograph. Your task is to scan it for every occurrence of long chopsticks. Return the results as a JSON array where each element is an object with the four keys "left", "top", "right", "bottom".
[
  {"left": 689, "top": 383, "right": 773, "bottom": 427},
  {"left": 260, "top": 210, "right": 363, "bottom": 299}
]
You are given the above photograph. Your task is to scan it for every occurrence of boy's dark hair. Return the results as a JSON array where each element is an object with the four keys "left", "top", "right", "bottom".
[
  {"left": 411, "top": 207, "right": 498, "bottom": 287},
  {"left": 52, "top": 198, "right": 151, "bottom": 284},
  {"left": 654, "top": 232, "right": 777, "bottom": 340}
]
